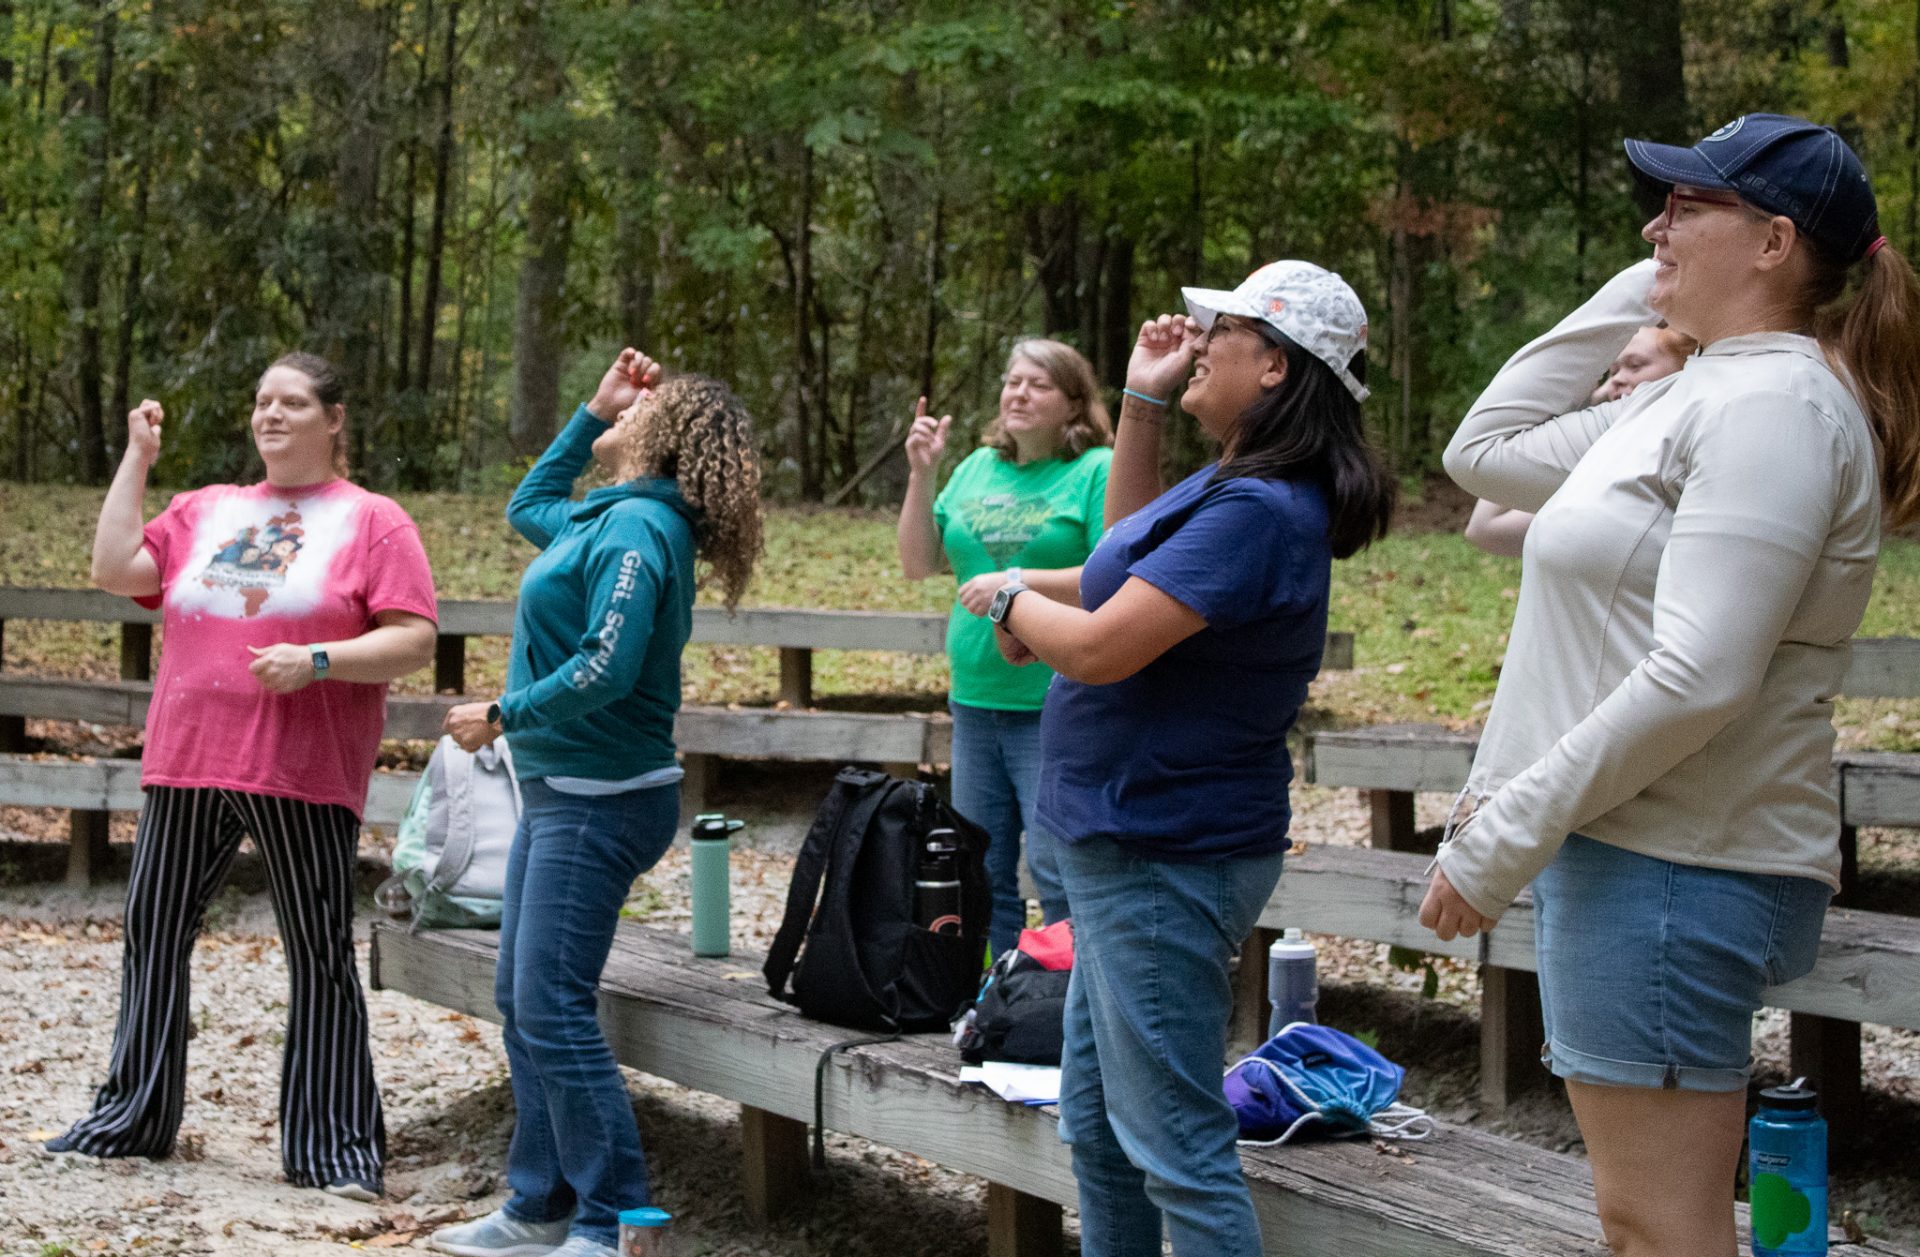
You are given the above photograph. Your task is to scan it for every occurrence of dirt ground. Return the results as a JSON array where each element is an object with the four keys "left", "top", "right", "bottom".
[{"left": 4, "top": 761, "right": 1918, "bottom": 1255}]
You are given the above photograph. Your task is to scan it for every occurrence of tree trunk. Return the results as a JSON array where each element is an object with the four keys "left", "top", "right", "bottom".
[
  {"left": 919, "top": 187, "right": 944, "bottom": 401},
  {"left": 70, "top": 0, "right": 116, "bottom": 482},
  {"left": 308, "top": 0, "right": 389, "bottom": 477},
  {"left": 418, "top": 0, "right": 458, "bottom": 403},
  {"left": 613, "top": 86, "right": 655, "bottom": 348},
  {"left": 1025, "top": 199, "right": 1082, "bottom": 337},
  {"left": 507, "top": 3, "right": 575, "bottom": 458},
  {"left": 792, "top": 145, "right": 820, "bottom": 498},
  {"left": 1097, "top": 231, "right": 1134, "bottom": 389},
  {"left": 112, "top": 65, "right": 159, "bottom": 426},
  {"left": 1614, "top": 0, "right": 1688, "bottom": 143}
]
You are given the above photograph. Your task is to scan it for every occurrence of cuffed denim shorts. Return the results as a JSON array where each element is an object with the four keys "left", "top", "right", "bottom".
[{"left": 1531, "top": 833, "right": 1832, "bottom": 1093}]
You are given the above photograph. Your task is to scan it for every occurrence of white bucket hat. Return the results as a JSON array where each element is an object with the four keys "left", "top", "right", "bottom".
[{"left": 1182, "top": 260, "right": 1370, "bottom": 402}]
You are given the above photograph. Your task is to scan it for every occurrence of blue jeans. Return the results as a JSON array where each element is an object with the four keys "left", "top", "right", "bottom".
[
  {"left": 948, "top": 701, "right": 1067, "bottom": 955},
  {"left": 495, "top": 779, "right": 679, "bottom": 1246},
  {"left": 1055, "top": 835, "right": 1286, "bottom": 1257}
]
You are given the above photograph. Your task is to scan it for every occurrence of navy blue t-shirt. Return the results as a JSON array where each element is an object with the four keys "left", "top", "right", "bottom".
[{"left": 1034, "top": 465, "right": 1332, "bottom": 861}]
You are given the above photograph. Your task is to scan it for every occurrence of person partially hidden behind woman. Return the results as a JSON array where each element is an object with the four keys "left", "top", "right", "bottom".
[
  {"left": 430, "top": 348, "right": 764, "bottom": 1257},
  {"left": 53, "top": 353, "right": 440, "bottom": 1201},
  {"left": 1428, "top": 114, "right": 1920, "bottom": 1257},
  {"left": 1463, "top": 323, "right": 1694, "bottom": 556}
]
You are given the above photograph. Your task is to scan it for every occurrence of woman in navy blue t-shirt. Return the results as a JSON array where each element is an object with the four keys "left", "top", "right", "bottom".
[{"left": 977, "top": 261, "right": 1394, "bottom": 1257}]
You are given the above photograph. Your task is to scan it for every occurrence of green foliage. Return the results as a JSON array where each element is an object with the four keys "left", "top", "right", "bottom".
[
  {"left": 1387, "top": 945, "right": 1441, "bottom": 1001},
  {"left": 6, "top": 0, "right": 1913, "bottom": 492}
]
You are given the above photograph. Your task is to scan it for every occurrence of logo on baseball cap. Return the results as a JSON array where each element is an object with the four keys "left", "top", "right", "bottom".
[
  {"left": 1182, "top": 260, "right": 1370, "bottom": 402},
  {"left": 1625, "top": 113, "right": 1880, "bottom": 262}
]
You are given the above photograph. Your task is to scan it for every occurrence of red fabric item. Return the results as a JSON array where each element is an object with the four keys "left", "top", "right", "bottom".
[{"left": 1017, "top": 919, "right": 1074, "bottom": 970}]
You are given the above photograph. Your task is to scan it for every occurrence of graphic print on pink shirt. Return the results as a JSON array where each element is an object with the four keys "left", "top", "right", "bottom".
[
  {"left": 138, "top": 480, "right": 438, "bottom": 816},
  {"left": 167, "top": 490, "right": 360, "bottom": 622}
]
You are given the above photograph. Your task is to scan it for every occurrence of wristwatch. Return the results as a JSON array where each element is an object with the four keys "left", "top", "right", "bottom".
[
  {"left": 987, "top": 579, "right": 1030, "bottom": 627},
  {"left": 486, "top": 701, "right": 503, "bottom": 728},
  {"left": 308, "top": 646, "right": 330, "bottom": 680}
]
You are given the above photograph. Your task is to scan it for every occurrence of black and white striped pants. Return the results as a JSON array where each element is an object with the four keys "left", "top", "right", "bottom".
[{"left": 55, "top": 786, "right": 385, "bottom": 1190}]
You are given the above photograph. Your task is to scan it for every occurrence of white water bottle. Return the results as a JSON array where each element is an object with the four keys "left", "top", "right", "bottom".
[{"left": 1266, "top": 929, "right": 1319, "bottom": 1037}]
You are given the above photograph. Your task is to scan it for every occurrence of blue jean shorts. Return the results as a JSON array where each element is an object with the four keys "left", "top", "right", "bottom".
[{"left": 1531, "top": 834, "right": 1832, "bottom": 1093}]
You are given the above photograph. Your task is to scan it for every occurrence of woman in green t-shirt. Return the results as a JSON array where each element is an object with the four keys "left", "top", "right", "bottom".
[{"left": 898, "top": 338, "right": 1113, "bottom": 954}]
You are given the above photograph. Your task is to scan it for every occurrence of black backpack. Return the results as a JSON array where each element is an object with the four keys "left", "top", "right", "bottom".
[
  {"left": 764, "top": 767, "right": 990, "bottom": 1033},
  {"left": 956, "top": 946, "right": 1073, "bottom": 1066}
]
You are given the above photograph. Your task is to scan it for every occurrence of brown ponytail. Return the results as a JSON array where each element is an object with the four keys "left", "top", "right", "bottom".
[{"left": 1812, "top": 244, "right": 1920, "bottom": 527}]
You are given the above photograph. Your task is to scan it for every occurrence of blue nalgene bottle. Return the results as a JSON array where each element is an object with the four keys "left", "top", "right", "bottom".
[{"left": 1748, "top": 1079, "right": 1827, "bottom": 1256}]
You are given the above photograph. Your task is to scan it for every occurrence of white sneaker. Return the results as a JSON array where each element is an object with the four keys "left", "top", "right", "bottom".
[
  {"left": 429, "top": 1208, "right": 572, "bottom": 1257},
  {"left": 545, "top": 1239, "right": 619, "bottom": 1257}
]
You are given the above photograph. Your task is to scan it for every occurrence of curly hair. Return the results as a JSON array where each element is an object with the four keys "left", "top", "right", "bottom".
[{"left": 618, "top": 373, "right": 765, "bottom": 610}]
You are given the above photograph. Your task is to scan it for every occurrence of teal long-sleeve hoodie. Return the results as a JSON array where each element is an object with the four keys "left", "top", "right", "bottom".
[{"left": 496, "top": 405, "right": 698, "bottom": 782}]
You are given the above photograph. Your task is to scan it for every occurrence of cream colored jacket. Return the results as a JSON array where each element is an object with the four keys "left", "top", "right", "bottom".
[{"left": 1436, "top": 259, "right": 1878, "bottom": 919}]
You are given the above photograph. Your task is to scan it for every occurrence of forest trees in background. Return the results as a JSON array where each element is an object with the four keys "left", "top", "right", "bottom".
[{"left": 0, "top": 0, "right": 1914, "bottom": 496}]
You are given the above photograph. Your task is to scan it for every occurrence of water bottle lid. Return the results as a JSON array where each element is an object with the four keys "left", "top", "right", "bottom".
[
  {"left": 1268, "top": 932, "right": 1317, "bottom": 959},
  {"left": 618, "top": 1207, "right": 673, "bottom": 1227},
  {"left": 1758, "top": 1081, "right": 1820, "bottom": 1111}
]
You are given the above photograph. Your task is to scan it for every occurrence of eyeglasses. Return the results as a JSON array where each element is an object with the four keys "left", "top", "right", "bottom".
[
  {"left": 1662, "top": 187, "right": 1771, "bottom": 230},
  {"left": 1202, "top": 316, "right": 1278, "bottom": 349}
]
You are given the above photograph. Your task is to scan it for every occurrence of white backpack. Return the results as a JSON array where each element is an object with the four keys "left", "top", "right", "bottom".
[{"left": 377, "top": 735, "right": 522, "bottom": 929}]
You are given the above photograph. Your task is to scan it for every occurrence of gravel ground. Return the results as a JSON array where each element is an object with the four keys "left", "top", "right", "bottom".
[{"left": 3, "top": 775, "right": 1918, "bottom": 1254}]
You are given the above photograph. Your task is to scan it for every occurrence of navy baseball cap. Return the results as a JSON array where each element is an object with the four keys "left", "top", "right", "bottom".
[{"left": 1625, "top": 113, "right": 1880, "bottom": 262}]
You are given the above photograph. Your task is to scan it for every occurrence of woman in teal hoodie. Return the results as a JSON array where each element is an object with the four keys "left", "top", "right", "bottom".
[{"left": 433, "top": 348, "right": 763, "bottom": 1257}]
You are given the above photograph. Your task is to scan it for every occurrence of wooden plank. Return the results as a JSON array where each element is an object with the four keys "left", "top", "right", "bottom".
[
  {"left": 0, "top": 587, "right": 163, "bottom": 625},
  {"left": 1307, "top": 725, "right": 1478, "bottom": 793},
  {"left": 1322, "top": 631, "right": 1355, "bottom": 671},
  {"left": 1479, "top": 967, "right": 1546, "bottom": 1112},
  {"left": 675, "top": 706, "right": 947, "bottom": 763},
  {"left": 0, "top": 754, "right": 418, "bottom": 828},
  {"left": 1790, "top": 1012, "right": 1864, "bottom": 1154},
  {"left": 1840, "top": 637, "right": 1920, "bottom": 698},
  {"left": 1315, "top": 736, "right": 1920, "bottom": 833},
  {"left": 0, "top": 679, "right": 953, "bottom": 764},
  {"left": 739, "top": 1104, "right": 809, "bottom": 1225},
  {"left": 1230, "top": 927, "right": 1281, "bottom": 1055},
  {"left": 777, "top": 647, "right": 813, "bottom": 709},
  {"left": 118, "top": 623, "right": 153, "bottom": 682},
  {"left": 986, "top": 1182, "right": 1063, "bottom": 1257},
  {"left": 0, "top": 587, "right": 1357, "bottom": 666},
  {"left": 1368, "top": 789, "right": 1420, "bottom": 852},
  {"left": 433, "top": 634, "right": 467, "bottom": 694},
  {"left": 1835, "top": 753, "right": 1920, "bottom": 828},
  {"left": 65, "top": 809, "right": 112, "bottom": 889},
  {"left": 1262, "top": 844, "right": 1920, "bottom": 1031}
]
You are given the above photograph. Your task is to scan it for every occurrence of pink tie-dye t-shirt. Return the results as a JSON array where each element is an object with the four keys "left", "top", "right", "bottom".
[{"left": 136, "top": 478, "right": 438, "bottom": 816}]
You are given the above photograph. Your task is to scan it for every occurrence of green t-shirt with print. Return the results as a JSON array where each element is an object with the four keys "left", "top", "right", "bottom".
[{"left": 933, "top": 444, "right": 1112, "bottom": 710}]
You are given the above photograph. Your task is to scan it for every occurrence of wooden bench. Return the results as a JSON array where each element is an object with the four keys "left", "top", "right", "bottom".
[
  {"left": 0, "top": 582, "right": 1355, "bottom": 707},
  {"left": 367, "top": 919, "right": 1911, "bottom": 1257},
  {"left": 1301, "top": 720, "right": 1920, "bottom": 1139},
  {"left": 0, "top": 753, "right": 422, "bottom": 886}
]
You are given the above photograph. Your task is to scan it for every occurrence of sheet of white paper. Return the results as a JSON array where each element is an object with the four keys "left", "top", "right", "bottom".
[{"left": 959, "top": 1060, "right": 1061, "bottom": 1105}]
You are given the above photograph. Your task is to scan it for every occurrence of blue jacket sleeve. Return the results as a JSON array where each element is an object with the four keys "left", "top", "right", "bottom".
[
  {"left": 506, "top": 405, "right": 610, "bottom": 548},
  {"left": 495, "top": 508, "right": 672, "bottom": 732}
]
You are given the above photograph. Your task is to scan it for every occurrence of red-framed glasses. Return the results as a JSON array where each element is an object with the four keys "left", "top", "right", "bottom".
[{"left": 1663, "top": 187, "right": 1767, "bottom": 229}]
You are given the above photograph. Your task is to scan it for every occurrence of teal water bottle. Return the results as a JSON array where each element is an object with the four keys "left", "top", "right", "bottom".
[
  {"left": 1748, "top": 1077, "right": 1827, "bottom": 1256},
  {"left": 690, "top": 813, "right": 744, "bottom": 958}
]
